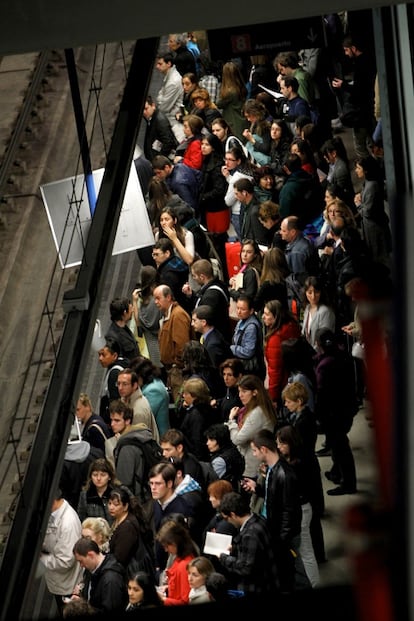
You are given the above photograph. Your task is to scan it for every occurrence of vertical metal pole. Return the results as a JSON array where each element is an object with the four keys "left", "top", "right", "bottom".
[{"left": 64, "top": 48, "right": 97, "bottom": 215}]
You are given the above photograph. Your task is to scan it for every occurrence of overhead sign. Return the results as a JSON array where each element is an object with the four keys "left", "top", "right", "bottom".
[
  {"left": 207, "top": 17, "right": 325, "bottom": 61},
  {"left": 40, "top": 163, "right": 154, "bottom": 269}
]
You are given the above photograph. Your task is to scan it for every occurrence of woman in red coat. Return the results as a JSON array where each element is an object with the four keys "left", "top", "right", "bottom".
[
  {"left": 262, "top": 299, "right": 301, "bottom": 407},
  {"left": 174, "top": 114, "right": 204, "bottom": 170},
  {"left": 156, "top": 521, "right": 198, "bottom": 605}
]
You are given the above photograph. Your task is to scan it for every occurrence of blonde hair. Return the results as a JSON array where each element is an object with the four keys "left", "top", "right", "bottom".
[
  {"left": 182, "top": 377, "right": 211, "bottom": 404},
  {"left": 81, "top": 517, "right": 111, "bottom": 549},
  {"left": 78, "top": 393, "right": 92, "bottom": 408},
  {"left": 281, "top": 381, "right": 309, "bottom": 404}
]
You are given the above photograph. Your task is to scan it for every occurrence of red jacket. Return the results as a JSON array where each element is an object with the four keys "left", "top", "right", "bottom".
[
  {"left": 183, "top": 139, "right": 203, "bottom": 170},
  {"left": 265, "top": 320, "right": 301, "bottom": 401},
  {"left": 164, "top": 554, "right": 195, "bottom": 605}
]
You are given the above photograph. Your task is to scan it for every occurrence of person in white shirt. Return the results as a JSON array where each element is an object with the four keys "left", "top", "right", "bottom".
[
  {"left": 156, "top": 52, "right": 185, "bottom": 143},
  {"left": 39, "top": 489, "right": 83, "bottom": 615}
]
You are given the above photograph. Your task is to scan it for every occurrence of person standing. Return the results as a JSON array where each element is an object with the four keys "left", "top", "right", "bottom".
[
  {"left": 244, "top": 429, "right": 307, "bottom": 593},
  {"left": 77, "top": 457, "right": 119, "bottom": 525},
  {"left": 97, "top": 339, "right": 130, "bottom": 425},
  {"left": 155, "top": 52, "right": 185, "bottom": 143},
  {"left": 132, "top": 357, "right": 170, "bottom": 436},
  {"left": 216, "top": 491, "right": 279, "bottom": 597},
  {"left": 142, "top": 96, "right": 177, "bottom": 162},
  {"left": 105, "top": 297, "right": 139, "bottom": 362},
  {"left": 116, "top": 368, "right": 160, "bottom": 442},
  {"left": 314, "top": 328, "right": 359, "bottom": 496},
  {"left": 216, "top": 61, "right": 249, "bottom": 141},
  {"left": 191, "top": 305, "right": 232, "bottom": 368},
  {"left": 72, "top": 537, "right": 127, "bottom": 614},
  {"left": 331, "top": 34, "right": 377, "bottom": 158},
  {"left": 76, "top": 393, "right": 112, "bottom": 457},
  {"left": 131, "top": 265, "right": 162, "bottom": 368},
  {"left": 39, "top": 489, "right": 83, "bottom": 615},
  {"left": 183, "top": 258, "right": 231, "bottom": 343},
  {"left": 225, "top": 374, "right": 277, "bottom": 478},
  {"left": 155, "top": 520, "right": 198, "bottom": 605},
  {"left": 153, "top": 284, "right": 191, "bottom": 403},
  {"left": 107, "top": 486, "right": 155, "bottom": 575},
  {"left": 262, "top": 299, "right": 301, "bottom": 407},
  {"left": 167, "top": 33, "right": 197, "bottom": 76}
]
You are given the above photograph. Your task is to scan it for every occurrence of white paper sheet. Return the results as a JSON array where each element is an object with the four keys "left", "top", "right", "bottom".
[{"left": 203, "top": 532, "right": 232, "bottom": 556}]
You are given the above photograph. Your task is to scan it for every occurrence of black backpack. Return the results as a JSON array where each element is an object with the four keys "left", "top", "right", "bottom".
[{"left": 115, "top": 435, "right": 163, "bottom": 501}]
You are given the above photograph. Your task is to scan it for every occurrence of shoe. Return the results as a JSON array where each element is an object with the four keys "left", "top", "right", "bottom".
[
  {"left": 316, "top": 447, "right": 332, "bottom": 457},
  {"left": 325, "top": 471, "right": 341, "bottom": 484},
  {"left": 326, "top": 486, "right": 357, "bottom": 496}
]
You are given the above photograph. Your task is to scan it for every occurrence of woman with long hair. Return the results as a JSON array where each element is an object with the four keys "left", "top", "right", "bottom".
[
  {"left": 131, "top": 265, "right": 162, "bottom": 367},
  {"left": 290, "top": 137, "right": 318, "bottom": 177},
  {"left": 156, "top": 521, "right": 199, "bottom": 605},
  {"left": 269, "top": 118, "right": 292, "bottom": 189},
  {"left": 108, "top": 487, "right": 156, "bottom": 576},
  {"left": 125, "top": 570, "right": 164, "bottom": 610},
  {"left": 354, "top": 155, "right": 392, "bottom": 268},
  {"left": 216, "top": 61, "right": 249, "bottom": 141},
  {"left": 146, "top": 177, "right": 190, "bottom": 235},
  {"left": 229, "top": 238, "right": 262, "bottom": 303},
  {"left": 225, "top": 374, "right": 277, "bottom": 477},
  {"left": 253, "top": 246, "right": 289, "bottom": 314},
  {"left": 156, "top": 205, "right": 195, "bottom": 266},
  {"left": 242, "top": 98, "right": 272, "bottom": 165},
  {"left": 262, "top": 299, "right": 301, "bottom": 406},
  {"left": 174, "top": 114, "right": 204, "bottom": 170},
  {"left": 199, "top": 131, "right": 229, "bottom": 241}
]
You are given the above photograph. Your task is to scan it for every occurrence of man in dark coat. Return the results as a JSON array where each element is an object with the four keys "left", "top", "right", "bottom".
[
  {"left": 168, "top": 33, "right": 196, "bottom": 76},
  {"left": 143, "top": 96, "right": 177, "bottom": 161},
  {"left": 73, "top": 538, "right": 126, "bottom": 613}
]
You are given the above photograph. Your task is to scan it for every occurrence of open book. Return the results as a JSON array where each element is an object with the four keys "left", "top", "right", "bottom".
[
  {"left": 258, "top": 83, "right": 285, "bottom": 99},
  {"left": 203, "top": 532, "right": 232, "bottom": 556}
]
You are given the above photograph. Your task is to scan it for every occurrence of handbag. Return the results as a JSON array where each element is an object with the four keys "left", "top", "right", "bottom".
[
  {"left": 92, "top": 319, "right": 105, "bottom": 351},
  {"left": 128, "top": 313, "right": 150, "bottom": 358},
  {"left": 136, "top": 328, "right": 150, "bottom": 359},
  {"left": 351, "top": 340, "right": 365, "bottom": 360},
  {"left": 229, "top": 271, "right": 244, "bottom": 320}
]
